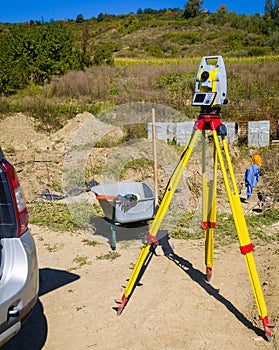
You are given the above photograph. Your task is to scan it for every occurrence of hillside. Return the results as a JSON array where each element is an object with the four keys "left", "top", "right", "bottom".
[
  {"left": 1, "top": 7, "right": 279, "bottom": 127},
  {"left": 71, "top": 10, "right": 279, "bottom": 59}
]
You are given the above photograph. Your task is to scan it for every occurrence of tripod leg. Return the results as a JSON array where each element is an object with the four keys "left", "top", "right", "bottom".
[
  {"left": 205, "top": 227, "right": 214, "bottom": 281},
  {"left": 115, "top": 126, "right": 202, "bottom": 314},
  {"left": 202, "top": 139, "right": 217, "bottom": 281},
  {"left": 203, "top": 134, "right": 217, "bottom": 281},
  {"left": 212, "top": 130, "right": 275, "bottom": 340},
  {"left": 115, "top": 243, "right": 152, "bottom": 315}
]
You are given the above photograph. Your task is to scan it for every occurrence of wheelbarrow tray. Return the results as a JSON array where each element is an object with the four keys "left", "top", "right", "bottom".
[{"left": 91, "top": 182, "right": 154, "bottom": 224}]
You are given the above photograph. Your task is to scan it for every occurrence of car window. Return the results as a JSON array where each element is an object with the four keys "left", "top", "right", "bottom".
[{"left": 0, "top": 166, "right": 17, "bottom": 238}]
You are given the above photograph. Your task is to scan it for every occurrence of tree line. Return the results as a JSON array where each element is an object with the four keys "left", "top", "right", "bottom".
[
  {"left": 0, "top": 23, "right": 81, "bottom": 94},
  {"left": 0, "top": 22, "right": 116, "bottom": 95}
]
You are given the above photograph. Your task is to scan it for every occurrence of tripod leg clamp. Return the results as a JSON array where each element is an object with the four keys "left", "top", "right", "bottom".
[
  {"left": 201, "top": 221, "right": 216, "bottom": 230},
  {"left": 239, "top": 243, "right": 254, "bottom": 255}
]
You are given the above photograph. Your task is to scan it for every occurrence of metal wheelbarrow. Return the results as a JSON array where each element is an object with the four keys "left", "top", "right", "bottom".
[{"left": 91, "top": 182, "right": 155, "bottom": 249}]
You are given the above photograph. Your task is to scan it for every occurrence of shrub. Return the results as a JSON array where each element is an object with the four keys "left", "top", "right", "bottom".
[
  {"left": 117, "top": 15, "right": 140, "bottom": 34},
  {"left": 248, "top": 47, "right": 270, "bottom": 56},
  {"left": 93, "top": 44, "right": 114, "bottom": 66},
  {"left": 163, "top": 31, "right": 201, "bottom": 45},
  {"left": 145, "top": 45, "right": 163, "bottom": 57},
  {"left": 225, "top": 33, "right": 244, "bottom": 52}
]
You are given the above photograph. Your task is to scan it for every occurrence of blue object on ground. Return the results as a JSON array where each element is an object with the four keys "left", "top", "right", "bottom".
[{"left": 244, "top": 164, "right": 260, "bottom": 199}]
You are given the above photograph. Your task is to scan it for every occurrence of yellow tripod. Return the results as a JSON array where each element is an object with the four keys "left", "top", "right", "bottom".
[{"left": 115, "top": 112, "right": 275, "bottom": 341}]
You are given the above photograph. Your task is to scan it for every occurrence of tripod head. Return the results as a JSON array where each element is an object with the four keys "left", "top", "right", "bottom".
[{"left": 192, "top": 56, "right": 228, "bottom": 115}]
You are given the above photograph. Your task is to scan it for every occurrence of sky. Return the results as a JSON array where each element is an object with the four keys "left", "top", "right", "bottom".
[{"left": 1, "top": 1, "right": 266, "bottom": 23}]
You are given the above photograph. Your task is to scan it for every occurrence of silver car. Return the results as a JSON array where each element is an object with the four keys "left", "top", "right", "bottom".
[{"left": 0, "top": 148, "right": 39, "bottom": 347}]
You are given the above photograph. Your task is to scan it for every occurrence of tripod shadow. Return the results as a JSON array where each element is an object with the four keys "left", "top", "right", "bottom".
[{"left": 159, "top": 234, "right": 264, "bottom": 338}]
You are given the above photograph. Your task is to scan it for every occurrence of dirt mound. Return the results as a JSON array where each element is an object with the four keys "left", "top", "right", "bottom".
[
  {"left": 0, "top": 112, "right": 94, "bottom": 200},
  {"left": 0, "top": 113, "right": 49, "bottom": 151}
]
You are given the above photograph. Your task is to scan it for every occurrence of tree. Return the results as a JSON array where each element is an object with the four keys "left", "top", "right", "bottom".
[
  {"left": 30, "top": 23, "right": 81, "bottom": 83},
  {"left": 97, "top": 12, "right": 105, "bottom": 22},
  {"left": 0, "top": 22, "right": 81, "bottom": 94},
  {"left": 143, "top": 8, "right": 157, "bottom": 15},
  {"left": 93, "top": 43, "right": 114, "bottom": 66},
  {"left": 80, "top": 23, "right": 91, "bottom": 68},
  {"left": 265, "top": 0, "right": 273, "bottom": 16},
  {"left": 274, "top": 0, "right": 279, "bottom": 18},
  {"left": 183, "top": 0, "right": 203, "bottom": 19},
  {"left": 265, "top": 0, "right": 279, "bottom": 19},
  {"left": 76, "top": 14, "right": 84, "bottom": 24},
  {"left": 217, "top": 5, "right": 228, "bottom": 15}
]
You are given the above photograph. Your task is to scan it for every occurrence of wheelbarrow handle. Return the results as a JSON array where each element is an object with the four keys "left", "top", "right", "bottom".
[{"left": 95, "top": 195, "right": 117, "bottom": 200}]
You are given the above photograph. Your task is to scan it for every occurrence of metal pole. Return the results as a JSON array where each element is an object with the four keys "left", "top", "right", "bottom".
[{"left": 152, "top": 108, "right": 159, "bottom": 209}]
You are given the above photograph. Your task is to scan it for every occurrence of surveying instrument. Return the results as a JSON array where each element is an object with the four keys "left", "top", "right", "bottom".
[{"left": 114, "top": 56, "right": 275, "bottom": 341}]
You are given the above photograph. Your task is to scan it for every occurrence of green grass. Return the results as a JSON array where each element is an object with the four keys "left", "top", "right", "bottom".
[
  {"left": 82, "top": 238, "right": 100, "bottom": 247},
  {"left": 245, "top": 209, "right": 279, "bottom": 242},
  {"left": 96, "top": 251, "right": 121, "bottom": 261},
  {"left": 68, "top": 200, "right": 97, "bottom": 230},
  {"left": 170, "top": 210, "right": 279, "bottom": 246},
  {"left": 44, "top": 243, "right": 58, "bottom": 252},
  {"left": 28, "top": 202, "right": 79, "bottom": 232},
  {"left": 29, "top": 200, "right": 103, "bottom": 233},
  {"left": 28, "top": 200, "right": 278, "bottom": 248},
  {"left": 94, "top": 134, "right": 123, "bottom": 148},
  {"left": 170, "top": 212, "right": 204, "bottom": 240},
  {"left": 68, "top": 255, "right": 92, "bottom": 271},
  {"left": 119, "top": 158, "right": 154, "bottom": 180}
]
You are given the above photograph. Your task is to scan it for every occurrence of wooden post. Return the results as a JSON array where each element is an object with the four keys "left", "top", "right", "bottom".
[{"left": 152, "top": 108, "right": 159, "bottom": 209}]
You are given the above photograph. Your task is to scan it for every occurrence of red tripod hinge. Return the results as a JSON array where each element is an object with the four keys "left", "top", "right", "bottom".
[
  {"left": 240, "top": 243, "right": 254, "bottom": 255},
  {"left": 201, "top": 221, "right": 216, "bottom": 230},
  {"left": 145, "top": 233, "right": 158, "bottom": 245},
  {"left": 194, "top": 119, "right": 204, "bottom": 130}
]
